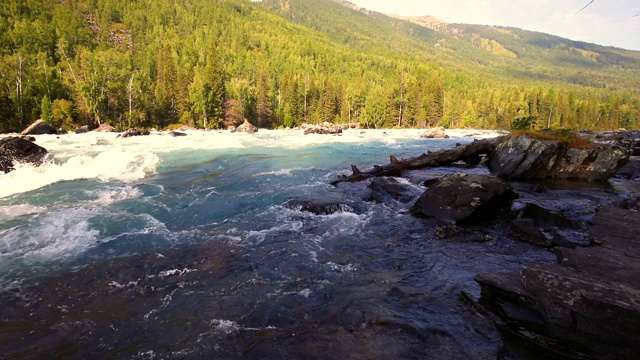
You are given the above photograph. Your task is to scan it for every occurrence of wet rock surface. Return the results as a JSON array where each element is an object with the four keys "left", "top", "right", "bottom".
[
  {"left": 0, "top": 136, "right": 48, "bottom": 173},
  {"left": 475, "top": 206, "right": 640, "bottom": 360},
  {"left": 410, "top": 173, "right": 516, "bottom": 225},
  {"left": 367, "top": 177, "right": 422, "bottom": 204},
  {"left": 282, "top": 196, "right": 363, "bottom": 215}
]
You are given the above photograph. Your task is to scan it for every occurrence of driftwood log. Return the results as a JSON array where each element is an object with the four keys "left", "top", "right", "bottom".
[{"left": 330, "top": 136, "right": 507, "bottom": 186}]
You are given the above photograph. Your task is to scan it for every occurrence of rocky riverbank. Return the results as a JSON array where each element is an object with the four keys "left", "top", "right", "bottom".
[{"left": 331, "top": 130, "right": 640, "bottom": 358}]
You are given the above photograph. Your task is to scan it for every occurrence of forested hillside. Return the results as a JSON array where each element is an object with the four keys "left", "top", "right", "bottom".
[{"left": 0, "top": 0, "right": 639, "bottom": 133}]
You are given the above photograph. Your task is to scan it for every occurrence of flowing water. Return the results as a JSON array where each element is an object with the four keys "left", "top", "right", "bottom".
[{"left": 0, "top": 129, "right": 558, "bottom": 359}]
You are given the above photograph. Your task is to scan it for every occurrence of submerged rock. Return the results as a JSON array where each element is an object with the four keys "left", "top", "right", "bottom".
[
  {"left": 232, "top": 119, "right": 258, "bottom": 133},
  {"left": 410, "top": 173, "right": 516, "bottom": 225},
  {"left": 283, "top": 197, "right": 359, "bottom": 215},
  {"left": 367, "top": 177, "right": 421, "bottom": 204},
  {"left": 0, "top": 136, "right": 48, "bottom": 173},
  {"left": 21, "top": 119, "right": 57, "bottom": 135},
  {"left": 488, "top": 134, "right": 630, "bottom": 181},
  {"left": 168, "top": 131, "right": 187, "bottom": 137}
]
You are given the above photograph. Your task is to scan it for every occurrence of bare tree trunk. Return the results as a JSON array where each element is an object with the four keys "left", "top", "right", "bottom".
[{"left": 331, "top": 136, "right": 507, "bottom": 186}]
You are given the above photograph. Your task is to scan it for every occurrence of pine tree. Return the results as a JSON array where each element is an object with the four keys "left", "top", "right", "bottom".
[{"left": 205, "top": 42, "right": 226, "bottom": 128}]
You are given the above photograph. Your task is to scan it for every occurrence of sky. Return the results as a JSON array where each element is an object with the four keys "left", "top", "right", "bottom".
[{"left": 347, "top": 0, "right": 640, "bottom": 51}]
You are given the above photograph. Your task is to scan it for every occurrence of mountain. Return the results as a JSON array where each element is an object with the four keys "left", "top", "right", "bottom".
[{"left": 0, "top": 0, "right": 638, "bottom": 133}]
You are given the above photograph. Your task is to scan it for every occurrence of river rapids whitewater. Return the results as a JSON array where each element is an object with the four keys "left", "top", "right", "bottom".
[{"left": 0, "top": 129, "right": 566, "bottom": 359}]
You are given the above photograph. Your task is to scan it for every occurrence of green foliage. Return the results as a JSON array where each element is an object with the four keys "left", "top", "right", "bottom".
[
  {"left": 40, "top": 95, "right": 53, "bottom": 124},
  {"left": 511, "top": 115, "right": 538, "bottom": 131},
  {"left": 0, "top": 0, "right": 638, "bottom": 132}
]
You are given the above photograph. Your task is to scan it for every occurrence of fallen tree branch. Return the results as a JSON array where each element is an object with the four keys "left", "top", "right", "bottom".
[{"left": 330, "top": 136, "right": 507, "bottom": 186}]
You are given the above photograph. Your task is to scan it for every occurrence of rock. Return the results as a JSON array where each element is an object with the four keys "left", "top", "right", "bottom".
[
  {"left": 75, "top": 125, "right": 89, "bottom": 134},
  {"left": 488, "top": 134, "right": 630, "bottom": 181},
  {"left": 367, "top": 177, "right": 421, "bottom": 204},
  {"left": 616, "top": 156, "right": 640, "bottom": 180},
  {"left": 0, "top": 136, "right": 48, "bottom": 173},
  {"left": 119, "top": 128, "right": 150, "bottom": 138},
  {"left": 232, "top": 120, "right": 258, "bottom": 133},
  {"left": 94, "top": 123, "right": 118, "bottom": 132},
  {"left": 57, "top": 128, "right": 68, "bottom": 135},
  {"left": 20, "top": 119, "right": 57, "bottom": 135},
  {"left": 475, "top": 206, "right": 640, "bottom": 360},
  {"left": 488, "top": 135, "right": 562, "bottom": 180},
  {"left": 283, "top": 197, "right": 360, "bottom": 215},
  {"left": 511, "top": 202, "right": 590, "bottom": 248},
  {"left": 302, "top": 122, "right": 343, "bottom": 135},
  {"left": 510, "top": 219, "right": 554, "bottom": 247},
  {"left": 410, "top": 173, "right": 516, "bottom": 225},
  {"left": 420, "top": 126, "right": 449, "bottom": 139},
  {"left": 550, "top": 145, "right": 631, "bottom": 181},
  {"left": 168, "top": 131, "right": 187, "bottom": 137}
]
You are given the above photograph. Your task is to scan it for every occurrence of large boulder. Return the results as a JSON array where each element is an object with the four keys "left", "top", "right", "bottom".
[
  {"left": 488, "top": 135, "right": 562, "bottom": 180},
  {"left": 21, "top": 119, "right": 57, "bottom": 135},
  {"left": 0, "top": 136, "right": 48, "bottom": 173},
  {"left": 410, "top": 173, "right": 516, "bottom": 225},
  {"left": 549, "top": 146, "right": 630, "bottom": 181},
  {"left": 488, "top": 134, "right": 630, "bottom": 181},
  {"left": 420, "top": 126, "right": 449, "bottom": 139},
  {"left": 232, "top": 119, "right": 258, "bottom": 133}
]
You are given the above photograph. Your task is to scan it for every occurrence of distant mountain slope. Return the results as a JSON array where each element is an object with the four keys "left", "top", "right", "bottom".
[{"left": 0, "top": 0, "right": 639, "bottom": 132}]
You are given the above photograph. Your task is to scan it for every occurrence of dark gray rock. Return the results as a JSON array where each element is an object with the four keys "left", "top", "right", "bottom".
[
  {"left": 615, "top": 156, "right": 640, "bottom": 180},
  {"left": 511, "top": 202, "right": 590, "bottom": 248},
  {"left": 488, "top": 135, "right": 562, "bottom": 180},
  {"left": 367, "top": 177, "right": 421, "bottom": 204},
  {"left": 510, "top": 219, "right": 554, "bottom": 247},
  {"left": 283, "top": 197, "right": 358, "bottom": 215},
  {"left": 410, "top": 173, "right": 516, "bottom": 225},
  {"left": 57, "top": 128, "right": 68, "bottom": 135},
  {"left": 0, "top": 136, "right": 48, "bottom": 173},
  {"left": 550, "top": 145, "right": 630, "bottom": 181},
  {"left": 119, "top": 128, "right": 151, "bottom": 138},
  {"left": 21, "top": 119, "right": 57, "bottom": 135},
  {"left": 488, "top": 135, "right": 630, "bottom": 181},
  {"left": 168, "top": 131, "right": 187, "bottom": 137},
  {"left": 475, "top": 206, "right": 640, "bottom": 360}
]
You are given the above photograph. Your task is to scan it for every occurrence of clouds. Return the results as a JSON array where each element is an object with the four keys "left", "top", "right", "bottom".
[{"left": 348, "top": 0, "right": 640, "bottom": 50}]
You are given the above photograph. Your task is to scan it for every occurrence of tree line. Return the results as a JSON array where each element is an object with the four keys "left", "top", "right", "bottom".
[{"left": 0, "top": 0, "right": 638, "bottom": 133}]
